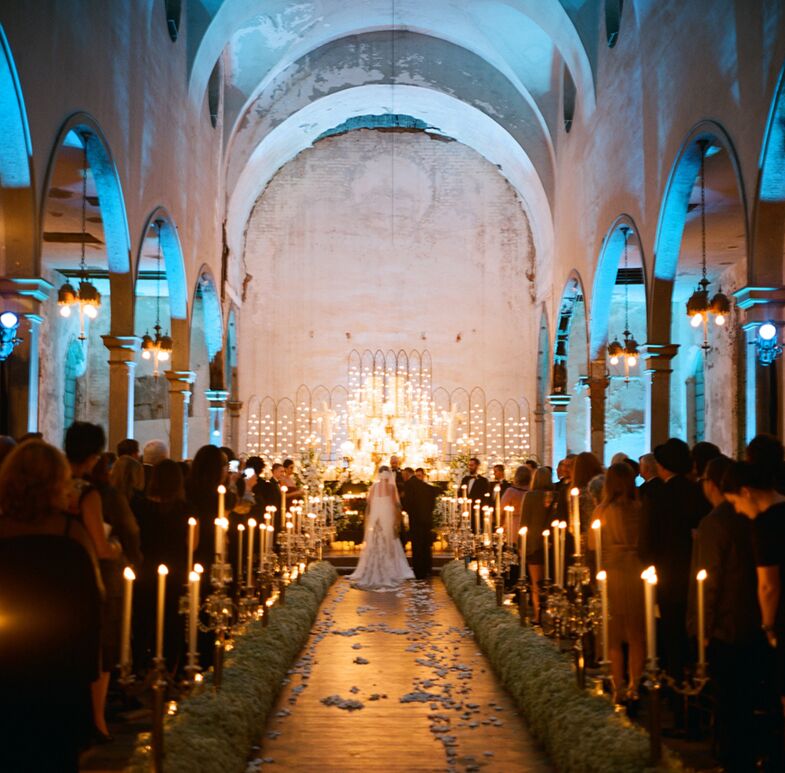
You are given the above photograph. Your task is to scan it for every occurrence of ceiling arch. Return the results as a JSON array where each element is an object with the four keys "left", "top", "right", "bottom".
[
  {"left": 225, "top": 31, "right": 556, "bottom": 206},
  {"left": 188, "top": 0, "right": 596, "bottom": 120},
  {"left": 225, "top": 83, "right": 554, "bottom": 279}
]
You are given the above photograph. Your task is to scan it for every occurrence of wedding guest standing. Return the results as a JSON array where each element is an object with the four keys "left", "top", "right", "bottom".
[
  {"left": 638, "top": 453, "right": 662, "bottom": 502},
  {"left": 519, "top": 466, "right": 555, "bottom": 620},
  {"left": 639, "top": 438, "right": 710, "bottom": 682},
  {"left": 691, "top": 455, "right": 766, "bottom": 771},
  {"left": 589, "top": 463, "right": 645, "bottom": 704},
  {"left": 65, "top": 422, "right": 121, "bottom": 744},
  {"left": 722, "top": 449, "right": 785, "bottom": 722},
  {"left": 572, "top": 451, "right": 604, "bottom": 529},
  {"left": 0, "top": 441, "right": 102, "bottom": 772},
  {"left": 135, "top": 460, "right": 192, "bottom": 671},
  {"left": 186, "top": 445, "right": 231, "bottom": 566}
]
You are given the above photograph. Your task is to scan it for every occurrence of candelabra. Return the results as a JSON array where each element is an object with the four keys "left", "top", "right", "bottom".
[
  {"left": 541, "top": 553, "right": 603, "bottom": 689},
  {"left": 201, "top": 556, "right": 234, "bottom": 689}
]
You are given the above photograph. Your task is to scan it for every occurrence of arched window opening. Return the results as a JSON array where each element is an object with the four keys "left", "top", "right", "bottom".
[
  {"left": 164, "top": 0, "right": 181, "bottom": 42},
  {"left": 207, "top": 59, "right": 222, "bottom": 128},
  {"left": 563, "top": 64, "right": 576, "bottom": 133},
  {"left": 686, "top": 353, "right": 705, "bottom": 445},
  {"left": 605, "top": 0, "right": 623, "bottom": 48}
]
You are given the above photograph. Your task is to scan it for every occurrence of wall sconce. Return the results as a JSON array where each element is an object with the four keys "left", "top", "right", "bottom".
[
  {"left": 756, "top": 322, "right": 783, "bottom": 366},
  {"left": 0, "top": 311, "right": 22, "bottom": 361}
]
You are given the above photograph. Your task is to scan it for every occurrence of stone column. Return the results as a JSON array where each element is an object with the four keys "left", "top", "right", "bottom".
[
  {"left": 548, "top": 394, "right": 571, "bottom": 470},
  {"left": 205, "top": 389, "right": 229, "bottom": 446},
  {"left": 227, "top": 399, "right": 244, "bottom": 453},
  {"left": 102, "top": 336, "right": 140, "bottom": 450},
  {"left": 643, "top": 343, "right": 679, "bottom": 450},
  {"left": 533, "top": 405, "right": 546, "bottom": 465},
  {"left": 588, "top": 360, "right": 609, "bottom": 463},
  {"left": 734, "top": 286, "right": 785, "bottom": 442},
  {"left": 0, "top": 277, "right": 51, "bottom": 436},
  {"left": 165, "top": 370, "right": 195, "bottom": 460}
]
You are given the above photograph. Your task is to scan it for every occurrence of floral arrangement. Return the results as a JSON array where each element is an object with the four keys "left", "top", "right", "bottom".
[
  {"left": 298, "top": 446, "right": 325, "bottom": 494},
  {"left": 130, "top": 561, "right": 338, "bottom": 773},
  {"left": 441, "top": 561, "right": 684, "bottom": 772}
]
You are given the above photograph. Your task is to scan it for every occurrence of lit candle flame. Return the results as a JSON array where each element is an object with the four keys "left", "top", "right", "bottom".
[
  {"left": 158, "top": 564, "right": 169, "bottom": 576},
  {"left": 697, "top": 569, "right": 707, "bottom": 582},
  {"left": 123, "top": 566, "right": 135, "bottom": 581}
]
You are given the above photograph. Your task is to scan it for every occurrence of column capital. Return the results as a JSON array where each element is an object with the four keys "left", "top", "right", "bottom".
[
  {"left": 102, "top": 335, "right": 140, "bottom": 362},
  {"left": 642, "top": 343, "right": 679, "bottom": 372},
  {"left": 0, "top": 276, "right": 53, "bottom": 305},
  {"left": 227, "top": 399, "right": 244, "bottom": 415},
  {"left": 548, "top": 393, "right": 571, "bottom": 410},
  {"left": 165, "top": 370, "right": 196, "bottom": 390},
  {"left": 205, "top": 388, "right": 230, "bottom": 406},
  {"left": 733, "top": 286, "right": 785, "bottom": 310}
]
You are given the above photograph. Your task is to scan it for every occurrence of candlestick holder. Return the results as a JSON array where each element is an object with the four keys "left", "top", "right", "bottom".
[
  {"left": 150, "top": 656, "right": 167, "bottom": 773},
  {"left": 644, "top": 666, "right": 663, "bottom": 765}
]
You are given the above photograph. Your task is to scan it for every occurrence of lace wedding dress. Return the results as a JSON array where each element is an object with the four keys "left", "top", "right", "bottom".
[{"left": 348, "top": 471, "right": 414, "bottom": 591}]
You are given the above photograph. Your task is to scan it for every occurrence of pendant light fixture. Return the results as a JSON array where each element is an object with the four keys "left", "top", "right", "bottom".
[
  {"left": 140, "top": 220, "right": 172, "bottom": 377},
  {"left": 57, "top": 134, "right": 102, "bottom": 340},
  {"left": 607, "top": 226, "right": 639, "bottom": 382},
  {"left": 685, "top": 139, "right": 731, "bottom": 351}
]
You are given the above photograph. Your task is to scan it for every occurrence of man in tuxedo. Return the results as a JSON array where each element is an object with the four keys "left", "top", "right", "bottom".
[
  {"left": 256, "top": 463, "right": 286, "bottom": 540},
  {"left": 402, "top": 468, "right": 439, "bottom": 579},
  {"left": 390, "top": 455, "right": 405, "bottom": 493},
  {"left": 460, "top": 457, "right": 490, "bottom": 530},
  {"left": 491, "top": 464, "right": 510, "bottom": 497},
  {"left": 638, "top": 453, "right": 663, "bottom": 503}
]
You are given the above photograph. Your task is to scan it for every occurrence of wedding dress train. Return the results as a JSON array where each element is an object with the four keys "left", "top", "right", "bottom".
[{"left": 348, "top": 471, "right": 414, "bottom": 591}]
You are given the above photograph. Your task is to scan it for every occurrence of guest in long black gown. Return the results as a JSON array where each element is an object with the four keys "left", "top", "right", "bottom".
[
  {"left": 134, "top": 459, "right": 191, "bottom": 673},
  {"left": 0, "top": 441, "right": 102, "bottom": 773}
]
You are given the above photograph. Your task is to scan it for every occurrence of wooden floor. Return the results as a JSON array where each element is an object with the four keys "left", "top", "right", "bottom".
[{"left": 248, "top": 579, "right": 552, "bottom": 773}]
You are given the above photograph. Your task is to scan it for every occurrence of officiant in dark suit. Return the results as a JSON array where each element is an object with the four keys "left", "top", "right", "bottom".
[
  {"left": 460, "top": 457, "right": 490, "bottom": 530},
  {"left": 402, "top": 468, "right": 439, "bottom": 579}
]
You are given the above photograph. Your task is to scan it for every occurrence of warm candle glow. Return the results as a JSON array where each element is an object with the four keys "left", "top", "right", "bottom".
[
  {"left": 217, "top": 485, "right": 226, "bottom": 495},
  {"left": 570, "top": 486, "right": 580, "bottom": 497},
  {"left": 597, "top": 569, "right": 607, "bottom": 581},
  {"left": 591, "top": 519, "right": 601, "bottom": 530},
  {"left": 123, "top": 566, "right": 136, "bottom": 581},
  {"left": 519, "top": 526, "right": 527, "bottom": 535},
  {"left": 158, "top": 564, "right": 169, "bottom": 576},
  {"left": 238, "top": 523, "right": 245, "bottom": 532},
  {"left": 194, "top": 563, "right": 204, "bottom": 574},
  {"left": 697, "top": 569, "right": 707, "bottom": 582}
]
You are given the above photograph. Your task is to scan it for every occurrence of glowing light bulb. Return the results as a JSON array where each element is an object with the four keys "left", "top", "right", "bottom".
[
  {"left": 627, "top": 356, "right": 637, "bottom": 368},
  {"left": 714, "top": 314, "right": 725, "bottom": 326},
  {"left": 609, "top": 355, "right": 619, "bottom": 365},
  {"left": 690, "top": 313, "right": 703, "bottom": 328},
  {"left": 158, "top": 350, "right": 170, "bottom": 361},
  {"left": 59, "top": 305, "right": 72, "bottom": 318},
  {"left": 760, "top": 322, "right": 777, "bottom": 341},
  {"left": 84, "top": 304, "right": 98, "bottom": 319}
]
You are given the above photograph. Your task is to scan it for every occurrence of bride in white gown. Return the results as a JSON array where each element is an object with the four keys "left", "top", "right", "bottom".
[{"left": 349, "top": 467, "right": 414, "bottom": 591}]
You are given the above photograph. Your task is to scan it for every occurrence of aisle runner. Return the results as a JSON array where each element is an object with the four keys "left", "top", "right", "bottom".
[{"left": 247, "top": 581, "right": 551, "bottom": 773}]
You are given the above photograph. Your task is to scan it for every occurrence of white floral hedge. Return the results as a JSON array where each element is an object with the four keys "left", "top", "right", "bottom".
[
  {"left": 131, "top": 561, "right": 338, "bottom": 773},
  {"left": 441, "top": 561, "right": 684, "bottom": 772}
]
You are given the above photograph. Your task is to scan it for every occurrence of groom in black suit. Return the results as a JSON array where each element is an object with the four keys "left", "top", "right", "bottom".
[
  {"left": 460, "top": 457, "right": 490, "bottom": 531},
  {"left": 402, "top": 467, "right": 438, "bottom": 579}
]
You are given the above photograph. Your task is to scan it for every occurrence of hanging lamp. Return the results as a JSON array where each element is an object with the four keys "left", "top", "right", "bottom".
[
  {"left": 57, "top": 134, "right": 102, "bottom": 340},
  {"left": 607, "top": 226, "right": 639, "bottom": 382},
  {"left": 140, "top": 220, "right": 173, "bottom": 377},
  {"left": 685, "top": 139, "right": 731, "bottom": 350}
]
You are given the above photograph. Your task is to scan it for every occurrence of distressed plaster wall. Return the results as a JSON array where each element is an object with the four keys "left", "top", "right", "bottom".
[{"left": 240, "top": 129, "right": 538, "bottom": 444}]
